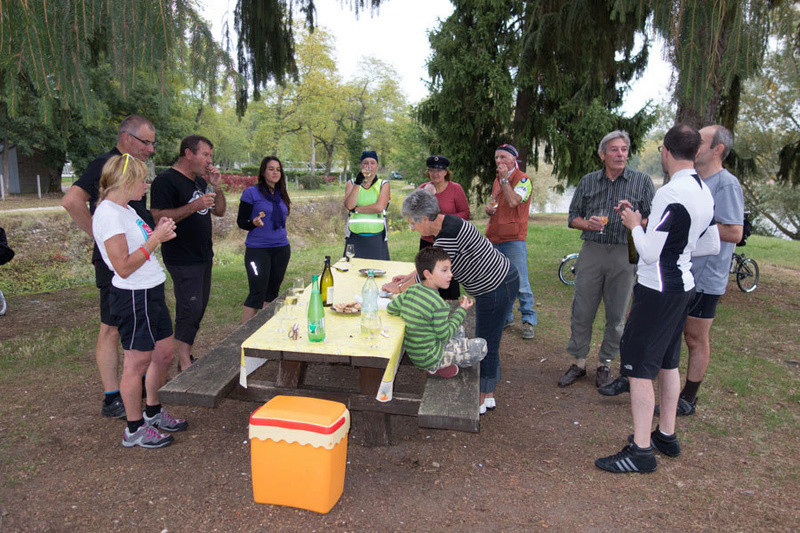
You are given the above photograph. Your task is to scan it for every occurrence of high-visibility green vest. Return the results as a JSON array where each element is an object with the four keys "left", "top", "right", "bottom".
[{"left": 348, "top": 179, "right": 387, "bottom": 235}]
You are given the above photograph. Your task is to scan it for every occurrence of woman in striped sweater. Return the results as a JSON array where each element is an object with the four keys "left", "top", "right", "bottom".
[{"left": 384, "top": 189, "right": 519, "bottom": 414}]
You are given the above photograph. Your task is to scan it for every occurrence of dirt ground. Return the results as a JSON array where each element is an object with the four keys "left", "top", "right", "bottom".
[{"left": 1, "top": 274, "right": 799, "bottom": 532}]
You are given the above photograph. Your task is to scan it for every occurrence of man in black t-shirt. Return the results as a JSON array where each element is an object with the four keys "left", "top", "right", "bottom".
[
  {"left": 150, "top": 135, "right": 226, "bottom": 372},
  {"left": 62, "top": 115, "right": 157, "bottom": 418}
]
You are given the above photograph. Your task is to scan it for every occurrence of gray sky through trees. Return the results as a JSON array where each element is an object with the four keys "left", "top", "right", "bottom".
[{"left": 201, "top": 0, "right": 673, "bottom": 112}]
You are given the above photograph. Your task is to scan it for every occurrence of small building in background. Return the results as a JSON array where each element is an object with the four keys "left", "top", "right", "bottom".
[{"left": 0, "top": 143, "right": 62, "bottom": 194}]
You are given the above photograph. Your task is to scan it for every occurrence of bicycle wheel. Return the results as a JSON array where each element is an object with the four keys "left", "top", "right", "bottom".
[
  {"left": 558, "top": 254, "right": 579, "bottom": 286},
  {"left": 736, "top": 258, "right": 759, "bottom": 293}
]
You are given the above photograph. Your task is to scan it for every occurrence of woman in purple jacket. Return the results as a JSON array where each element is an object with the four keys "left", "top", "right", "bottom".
[{"left": 237, "top": 156, "right": 292, "bottom": 323}]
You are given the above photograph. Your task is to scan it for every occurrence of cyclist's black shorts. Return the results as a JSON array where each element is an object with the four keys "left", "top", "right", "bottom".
[{"left": 687, "top": 292, "right": 721, "bottom": 319}]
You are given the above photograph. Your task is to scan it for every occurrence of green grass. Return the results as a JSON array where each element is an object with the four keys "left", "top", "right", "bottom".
[
  {"left": 738, "top": 234, "right": 800, "bottom": 270},
  {"left": 0, "top": 323, "right": 94, "bottom": 376}
]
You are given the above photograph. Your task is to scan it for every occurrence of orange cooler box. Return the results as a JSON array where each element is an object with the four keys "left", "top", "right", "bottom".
[{"left": 249, "top": 396, "right": 350, "bottom": 513}]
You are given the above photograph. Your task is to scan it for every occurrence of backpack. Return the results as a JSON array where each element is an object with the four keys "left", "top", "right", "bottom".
[{"left": 737, "top": 211, "right": 753, "bottom": 247}]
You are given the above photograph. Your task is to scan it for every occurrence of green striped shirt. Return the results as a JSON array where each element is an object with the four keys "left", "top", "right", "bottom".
[{"left": 386, "top": 284, "right": 466, "bottom": 370}]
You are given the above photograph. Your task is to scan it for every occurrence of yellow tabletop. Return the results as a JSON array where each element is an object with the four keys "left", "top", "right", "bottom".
[{"left": 240, "top": 258, "right": 412, "bottom": 360}]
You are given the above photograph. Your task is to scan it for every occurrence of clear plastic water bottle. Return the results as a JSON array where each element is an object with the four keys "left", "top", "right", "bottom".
[{"left": 360, "top": 270, "right": 379, "bottom": 335}]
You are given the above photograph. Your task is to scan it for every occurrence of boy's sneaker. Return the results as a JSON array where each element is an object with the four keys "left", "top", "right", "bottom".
[
  {"left": 627, "top": 426, "right": 681, "bottom": 458},
  {"left": 122, "top": 424, "right": 174, "bottom": 449},
  {"left": 0, "top": 289, "right": 6, "bottom": 316},
  {"left": 432, "top": 364, "right": 459, "bottom": 378},
  {"left": 143, "top": 408, "right": 188, "bottom": 432},
  {"left": 595, "top": 442, "right": 657, "bottom": 473},
  {"left": 101, "top": 396, "right": 126, "bottom": 419}
]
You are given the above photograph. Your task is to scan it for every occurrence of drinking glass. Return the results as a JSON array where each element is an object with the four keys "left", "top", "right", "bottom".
[
  {"left": 345, "top": 244, "right": 355, "bottom": 262},
  {"left": 272, "top": 298, "right": 289, "bottom": 333},
  {"left": 282, "top": 278, "right": 302, "bottom": 321},
  {"left": 488, "top": 195, "right": 498, "bottom": 212},
  {"left": 364, "top": 314, "right": 383, "bottom": 349},
  {"left": 292, "top": 277, "right": 305, "bottom": 294},
  {"left": 595, "top": 211, "right": 609, "bottom": 235}
]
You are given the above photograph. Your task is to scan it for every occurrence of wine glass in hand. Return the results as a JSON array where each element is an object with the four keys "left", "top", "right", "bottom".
[{"left": 595, "top": 211, "right": 609, "bottom": 235}]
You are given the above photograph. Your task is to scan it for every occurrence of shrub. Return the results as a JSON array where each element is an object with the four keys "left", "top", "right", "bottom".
[
  {"left": 297, "top": 174, "right": 322, "bottom": 190},
  {"left": 240, "top": 164, "right": 260, "bottom": 176},
  {"left": 220, "top": 174, "right": 256, "bottom": 193}
]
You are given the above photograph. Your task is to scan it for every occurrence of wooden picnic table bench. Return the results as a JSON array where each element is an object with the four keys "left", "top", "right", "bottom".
[{"left": 160, "top": 294, "right": 479, "bottom": 446}]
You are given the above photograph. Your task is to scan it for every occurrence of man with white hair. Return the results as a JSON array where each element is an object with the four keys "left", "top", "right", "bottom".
[
  {"left": 595, "top": 124, "right": 716, "bottom": 473},
  {"left": 558, "top": 131, "right": 654, "bottom": 389}
]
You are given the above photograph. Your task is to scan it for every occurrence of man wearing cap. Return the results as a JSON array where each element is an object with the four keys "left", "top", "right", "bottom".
[
  {"left": 344, "top": 150, "right": 391, "bottom": 260},
  {"left": 419, "top": 155, "right": 470, "bottom": 299},
  {"left": 62, "top": 114, "right": 157, "bottom": 418},
  {"left": 559, "top": 130, "right": 655, "bottom": 390},
  {"left": 485, "top": 144, "right": 536, "bottom": 340}
]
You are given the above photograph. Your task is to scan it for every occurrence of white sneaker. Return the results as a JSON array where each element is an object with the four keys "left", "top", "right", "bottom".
[
  {"left": 484, "top": 397, "right": 496, "bottom": 410},
  {"left": 479, "top": 402, "right": 487, "bottom": 415}
]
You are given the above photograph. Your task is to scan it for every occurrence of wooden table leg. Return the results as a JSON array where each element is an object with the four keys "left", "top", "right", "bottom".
[
  {"left": 277, "top": 360, "right": 306, "bottom": 388},
  {"left": 358, "top": 366, "right": 391, "bottom": 446}
]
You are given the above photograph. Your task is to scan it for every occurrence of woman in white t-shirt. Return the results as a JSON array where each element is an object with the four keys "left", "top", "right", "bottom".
[{"left": 93, "top": 154, "right": 185, "bottom": 449}]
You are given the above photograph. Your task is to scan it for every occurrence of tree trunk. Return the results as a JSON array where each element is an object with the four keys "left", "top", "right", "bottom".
[
  {"left": 325, "top": 144, "right": 335, "bottom": 176},
  {"left": 309, "top": 129, "right": 316, "bottom": 176},
  {"left": 2, "top": 138, "right": 9, "bottom": 198},
  {"left": 675, "top": 4, "right": 735, "bottom": 130}
]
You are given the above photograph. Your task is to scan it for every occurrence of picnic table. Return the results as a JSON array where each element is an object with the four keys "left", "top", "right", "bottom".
[{"left": 160, "top": 258, "right": 480, "bottom": 446}]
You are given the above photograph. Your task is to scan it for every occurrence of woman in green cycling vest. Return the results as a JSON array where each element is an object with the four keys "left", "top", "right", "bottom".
[{"left": 343, "top": 150, "right": 391, "bottom": 260}]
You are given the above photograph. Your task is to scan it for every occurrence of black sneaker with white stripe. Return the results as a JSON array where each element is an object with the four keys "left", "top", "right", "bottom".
[
  {"left": 627, "top": 426, "right": 681, "bottom": 458},
  {"left": 595, "top": 442, "right": 657, "bottom": 473}
]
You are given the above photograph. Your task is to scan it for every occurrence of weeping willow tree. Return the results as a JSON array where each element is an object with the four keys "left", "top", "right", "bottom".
[
  {"left": 0, "top": 0, "right": 239, "bottom": 124},
  {"left": 0, "top": 0, "right": 385, "bottom": 123},
  {"left": 0, "top": 0, "right": 239, "bottom": 192},
  {"left": 652, "top": 0, "right": 778, "bottom": 129},
  {"left": 0, "top": 0, "right": 383, "bottom": 192}
]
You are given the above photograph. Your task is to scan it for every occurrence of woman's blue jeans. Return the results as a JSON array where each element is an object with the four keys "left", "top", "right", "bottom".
[{"left": 475, "top": 268, "right": 519, "bottom": 393}]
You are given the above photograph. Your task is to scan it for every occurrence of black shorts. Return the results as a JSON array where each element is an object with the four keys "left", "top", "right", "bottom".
[
  {"left": 95, "top": 260, "right": 115, "bottom": 326},
  {"left": 109, "top": 283, "right": 173, "bottom": 352},
  {"left": 619, "top": 284, "right": 694, "bottom": 380},
  {"left": 687, "top": 292, "right": 721, "bottom": 319}
]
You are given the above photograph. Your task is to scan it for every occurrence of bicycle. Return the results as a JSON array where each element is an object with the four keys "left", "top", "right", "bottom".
[
  {"left": 558, "top": 253, "right": 579, "bottom": 286},
  {"left": 730, "top": 251, "right": 759, "bottom": 293}
]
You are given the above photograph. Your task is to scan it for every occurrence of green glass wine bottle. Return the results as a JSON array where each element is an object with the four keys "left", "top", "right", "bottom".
[{"left": 307, "top": 274, "right": 326, "bottom": 342}]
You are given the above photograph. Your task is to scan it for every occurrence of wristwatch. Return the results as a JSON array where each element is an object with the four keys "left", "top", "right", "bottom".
[{"left": 500, "top": 178, "right": 509, "bottom": 184}]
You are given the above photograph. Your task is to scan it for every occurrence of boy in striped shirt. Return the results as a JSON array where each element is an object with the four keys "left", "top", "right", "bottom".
[{"left": 387, "top": 246, "right": 486, "bottom": 378}]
